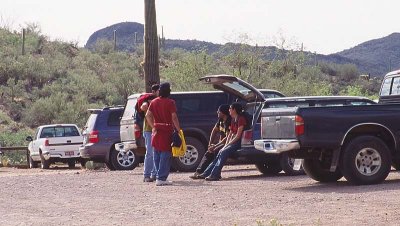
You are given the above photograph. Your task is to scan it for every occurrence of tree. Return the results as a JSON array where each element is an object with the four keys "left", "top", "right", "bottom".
[{"left": 143, "top": 0, "right": 160, "bottom": 92}]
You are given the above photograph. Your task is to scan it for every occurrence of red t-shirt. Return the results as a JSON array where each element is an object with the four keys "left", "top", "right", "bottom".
[
  {"left": 148, "top": 97, "right": 177, "bottom": 151},
  {"left": 230, "top": 115, "right": 247, "bottom": 135}
]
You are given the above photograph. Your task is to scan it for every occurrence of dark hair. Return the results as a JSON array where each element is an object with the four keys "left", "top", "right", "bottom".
[
  {"left": 159, "top": 82, "right": 171, "bottom": 97},
  {"left": 230, "top": 102, "right": 243, "bottom": 115},
  {"left": 151, "top": 84, "right": 159, "bottom": 91},
  {"left": 218, "top": 104, "right": 230, "bottom": 116}
]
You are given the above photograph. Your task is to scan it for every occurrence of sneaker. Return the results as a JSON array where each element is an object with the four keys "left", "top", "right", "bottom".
[
  {"left": 189, "top": 173, "right": 205, "bottom": 180},
  {"left": 143, "top": 177, "right": 154, "bottom": 182},
  {"left": 205, "top": 176, "right": 220, "bottom": 181},
  {"left": 156, "top": 180, "right": 173, "bottom": 186}
]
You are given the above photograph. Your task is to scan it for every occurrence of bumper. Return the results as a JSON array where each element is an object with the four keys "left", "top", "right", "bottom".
[
  {"left": 115, "top": 141, "right": 137, "bottom": 152},
  {"left": 254, "top": 139, "right": 300, "bottom": 154}
]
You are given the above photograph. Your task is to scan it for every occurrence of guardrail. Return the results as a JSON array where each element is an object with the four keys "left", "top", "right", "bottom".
[{"left": 0, "top": 146, "right": 29, "bottom": 167}]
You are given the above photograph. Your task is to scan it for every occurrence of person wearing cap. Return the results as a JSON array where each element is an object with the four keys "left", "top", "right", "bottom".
[
  {"left": 190, "top": 104, "right": 231, "bottom": 179},
  {"left": 146, "top": 82, "right": 181, "bottom": 186},
  {"left": 140, "top": 83, "right": 159, "bottom": 182}
]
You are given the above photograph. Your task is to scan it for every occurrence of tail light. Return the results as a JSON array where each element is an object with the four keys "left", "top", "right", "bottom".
[
  {"left": 44, "top": 139, "right": 49, "bottom": 146},
  {"left": 134, "top": 124, "right": 141, "bottom": 139},
  {"left": 295, "top": 115, "right": 304, "bottom": 136},
  {"left": 241, "top": 130, "right": 253, "bottom": 145},
  {"left": 88, "top": 130, "right": 99, "bottom": 143}
]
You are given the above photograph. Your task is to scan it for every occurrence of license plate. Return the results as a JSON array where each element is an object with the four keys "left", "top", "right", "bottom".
[{"left": 65, "top": 151, "right": 74, "bottom": 156}]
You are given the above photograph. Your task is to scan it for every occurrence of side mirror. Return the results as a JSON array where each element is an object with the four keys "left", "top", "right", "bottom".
[{"left": 26, "top": 136, "right": 33, "bottom": 142}]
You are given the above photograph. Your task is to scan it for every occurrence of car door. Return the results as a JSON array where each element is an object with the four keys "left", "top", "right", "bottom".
[{"left": 30, "top": 128, "right": 41, "bottom": 158}]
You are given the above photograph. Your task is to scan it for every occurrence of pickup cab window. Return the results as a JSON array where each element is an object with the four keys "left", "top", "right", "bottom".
[
  {"left": 380, "top": 78, "right": 392, "bottom": 96},
  {"left": 40, "top": 126, "right": 80, "bottom": 138},
  {"left": 391, "top": 77, "right": 400, "bottom": 95}
]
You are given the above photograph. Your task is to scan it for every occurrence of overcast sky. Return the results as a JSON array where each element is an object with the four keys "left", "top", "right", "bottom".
[{"left": 1, "top": 0, "right": 399, "bottom": 54}]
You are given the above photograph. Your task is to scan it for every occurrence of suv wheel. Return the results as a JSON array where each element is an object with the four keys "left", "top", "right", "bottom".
[
  {"left": 110, "top": 148, "right": 139, "bottom": 170},
  {"left": 40, "top": 154, "right": 50, "bottom": 169},
  {"left": 172, "top": 137, "right": 205, "bottom": 172},
  {"left": 255, "top": 162, "right": 282, "bottom": 175}
]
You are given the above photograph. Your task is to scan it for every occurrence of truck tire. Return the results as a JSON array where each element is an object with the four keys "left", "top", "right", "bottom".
[
  {"left": 40, "top": 157, "right": 50, "bottom": 169},
  {"left": 280, "top": 153, "right": 305, "bottom": 176},
  {"left": 110, "top": 148, "right": 139, "bottom": 170},
  {"left": 340, "top": 136, "right": 391, "bottom": 185},
  {"left": 172, "top": 137, "right": 205, "bottom": 172},
  {"left": 255, "top": 162, "right": 282, "bottom": 175},
  {"left": 303, "top": 159, "right": 342, "bottom": 182},
  {"left": 29, "top": 155, "right": 39, "bottom": 168},
  {"left": 68, "top": 159, "right": 75, "bottom": 169}
]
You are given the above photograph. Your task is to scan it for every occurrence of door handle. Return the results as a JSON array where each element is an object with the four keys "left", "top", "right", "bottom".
[{"left": 67, "top": 140, "right": 71, "bottom": 143}]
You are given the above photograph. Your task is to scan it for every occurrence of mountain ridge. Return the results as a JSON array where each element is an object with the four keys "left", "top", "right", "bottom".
[{"left": 85, "top": 22, "right": 399, "bottom": 77}]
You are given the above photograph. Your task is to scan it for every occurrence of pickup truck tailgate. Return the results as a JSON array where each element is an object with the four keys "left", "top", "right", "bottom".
[{"left": 261, "top": 107, "right": 297, "bottom": 139}]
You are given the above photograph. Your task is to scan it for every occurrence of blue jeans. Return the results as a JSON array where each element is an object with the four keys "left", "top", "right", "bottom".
[
  {"left": 153, "top": 150, "right": 172, "bottom": 181},
  {"left": 143, "top": 131, "right": 156, "bottom": 178},
  {"left": 201, "top": 141, "right": 241, "bottom": 179}
]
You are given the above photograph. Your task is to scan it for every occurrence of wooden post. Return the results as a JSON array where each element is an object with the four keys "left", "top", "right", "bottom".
[
  {"left": 22, "top": 28, "right": 26, "bottom": 55},
  {"left": 113, "top": 30, "right": 117, "bottom": 51}
]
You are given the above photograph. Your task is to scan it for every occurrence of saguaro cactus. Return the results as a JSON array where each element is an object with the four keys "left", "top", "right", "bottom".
[{"left": 143, "top": 0, "right": 160, "bottom": 92}]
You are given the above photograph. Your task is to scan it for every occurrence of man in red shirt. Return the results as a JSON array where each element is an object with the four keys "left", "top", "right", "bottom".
[{"left": 146, "top": 82, "right": 181, "bottom": 186}]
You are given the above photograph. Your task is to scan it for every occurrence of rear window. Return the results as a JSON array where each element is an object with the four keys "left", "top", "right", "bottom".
[
  {"left": 108, "top": 110, "right": 123, "bottom": 126},
  {"left": 85, "top": 114, "right": 98, "bottom": 131},
  {"left": 40, "top": 126, "right": 80, "bottom": 138},
  {"left": 123, "top": 98, "right": 137, "bottom": 118},
  {"left": 391, "top": 77, "right": 400, "bottom": 95}
]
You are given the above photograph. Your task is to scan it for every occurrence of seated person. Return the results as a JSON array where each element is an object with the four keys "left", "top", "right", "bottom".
[
  {"left": 199, "top": 102, "right": 247, "bottom": 181},
  {"left": 190, "top": 104, "right": 231, "bottom": 179}
]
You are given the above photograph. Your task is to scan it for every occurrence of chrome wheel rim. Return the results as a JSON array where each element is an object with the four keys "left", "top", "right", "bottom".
[
  {"left": 178, "top": 144, "right": 199, "bottom": 166},
  {"left": 117, "top": 150, "right": 135, "bottom": 167},
  {"left": 355, "top": 148, "right": 381, "bottom": 176}
]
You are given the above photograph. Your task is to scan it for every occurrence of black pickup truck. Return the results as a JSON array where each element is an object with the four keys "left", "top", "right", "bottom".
[{"left": 255, "top": 69, "right": 400, "bottom": 185}]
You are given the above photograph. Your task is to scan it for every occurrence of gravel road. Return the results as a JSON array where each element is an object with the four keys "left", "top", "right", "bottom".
[{"left": 1, "top": 164, "right": 400, "bottom": 226}]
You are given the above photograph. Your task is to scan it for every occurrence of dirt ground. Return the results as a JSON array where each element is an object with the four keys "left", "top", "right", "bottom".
[{"left": 1, "top": 164, "right": 400, "bottom": 226}]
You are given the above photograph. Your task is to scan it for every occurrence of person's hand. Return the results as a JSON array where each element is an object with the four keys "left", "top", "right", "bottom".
[{"left": 152, "top": 127, "right": 157, "bottom": 134}]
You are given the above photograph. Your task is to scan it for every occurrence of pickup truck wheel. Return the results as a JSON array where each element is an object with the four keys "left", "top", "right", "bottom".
[
  {"left": 303, "top": 159, "right": 343, "bottom": 182},
  {"left": 340, "top": 136, "right": 391, "bottom": 185},
  {"left": 255, "top": 162, "right": 282, "bottom": 175},
  {"left": 29, "top": 155, "right": 39, "bottom": 168},
  {"left": 68, "top": 159, "right": 75, "bottom": 169},
  {"left": 280, "top": 153, "right": 305, "bottom": 176},
  {"left": 80, "top": 159, "right": 87, "bottom": 168},
  {"left": 172, "top": 137, "right": 205, "bottom": 172},
  {"left": 40, "top": 156, "right": 50, "bottom": 169},
  {"left": 110, "top": 148, "right": 139, "bottom": 170}
]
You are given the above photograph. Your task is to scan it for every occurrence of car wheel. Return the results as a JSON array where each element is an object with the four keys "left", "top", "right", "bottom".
[
  {"left": 303, "top": 159, "right": 343, "bottom": 183},
  {"left": 68, "top": 159, "right": 75, "bottom": 169},
  {"left": 280, "top": 153, "right": 305, "bottom": 176},
  {"left": 40, "top": 155, "right": 50, "bottom": 169},
  {"left": 340, "top": 136, "right": 391, "bottom": 185},
  {"left": 110, "top": 148, "right": 139, "bottom": 170},
  {"left": 171, "top": 137, "right": 205, "bottom": 172},
  {"left": 29, "top": 155, "right": 39, "bottom": 168},
  {"left": 255, "top": 162, "right": 282, "bottom": 175}
]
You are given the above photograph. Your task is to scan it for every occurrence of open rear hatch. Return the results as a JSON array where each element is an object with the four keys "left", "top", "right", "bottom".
[{"left": 199, "top": 75, "right": 265, "bottom": 102}]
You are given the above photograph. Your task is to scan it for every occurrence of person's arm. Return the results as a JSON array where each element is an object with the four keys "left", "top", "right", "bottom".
[
  {"left": 208, "top": 126, "right": 219, "bottom": 146},
  {"left": 145, "top": 110, "right": 155, "bottom": 129},
  {"left": 171, "top": 112, "right": 181, "bottom": 131},
  {"left": 224, "top": 126, "right": 244, "bottom": 147},
  {"left": 140, "top": 102, "right": 149, "bottom": 112}
]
